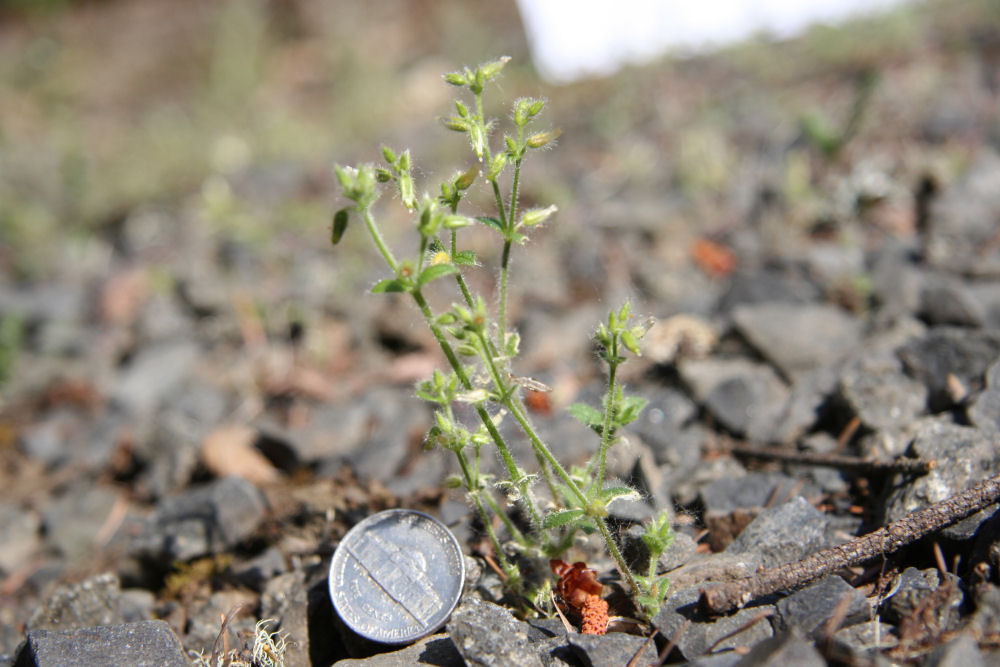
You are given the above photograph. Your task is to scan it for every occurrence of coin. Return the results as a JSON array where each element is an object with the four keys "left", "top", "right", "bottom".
[{"left": 328, "top": 509, "right": 466, "bottom": 644}]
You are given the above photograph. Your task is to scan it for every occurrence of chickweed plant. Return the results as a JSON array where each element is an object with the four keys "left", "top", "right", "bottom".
[{"left": 331, "top": 57, "right": 674, "bottom": 619}]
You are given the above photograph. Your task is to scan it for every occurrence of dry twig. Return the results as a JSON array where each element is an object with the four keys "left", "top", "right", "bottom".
[
  {"left": 700, "top": 473, "right": 1000, "bottom": 615},
  {"left": 727, "top": 441, "right": 936, "bottom": 476}
]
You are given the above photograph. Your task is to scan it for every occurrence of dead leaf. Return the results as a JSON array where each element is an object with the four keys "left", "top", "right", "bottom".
[{"left": 201, "top": 425, "right": 281, "bottom": 485}]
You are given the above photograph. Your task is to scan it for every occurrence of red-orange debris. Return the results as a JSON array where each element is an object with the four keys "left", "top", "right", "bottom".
[{"left": 550, "top": 559, "right": 608, "bottom": 635}]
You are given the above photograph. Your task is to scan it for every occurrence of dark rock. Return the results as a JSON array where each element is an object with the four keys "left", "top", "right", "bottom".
[
  {"left": 733, "top": 629, "right": 826, "bottom": 667},
  {"left": 130, "top": 476, "right": 268, "bottom": 563},
  {"left": 666, "top": 552, "right": 763, "bottom": 592},
  {"left": 233, "top": 546, "right": 287, "bottom": 589},
  {"left": 447, "top": 597, "right": 545, "bottom": 667},
  {"left": 898, "top": 327, "right": 1000, "bottom": 412},
  {"left": 652, "top": 587, "right": 773, "bottom": 660},
  {"left": 0, "top": 500, "right": 40, "bottom": 574},
  {"left": 568, "top": 631, "right": 658, "bottom": 667},
  {"left": 632, "top": 385, "right": 697, "bottom": 457},
  {"left": 118, "top": 589, "right": 156, "bottom": 623},
  {"left": 884, "top": 567, "right": 963, "bottom": 631},
  {"left": 701, "top": 472, "right": 818, "bottom": 551},
  {"left": 111, "top": 340, "right": 199, "bottom": 416},
  {"left": 28, "top": 572, "right": 122, "bottom": 631},
  {"left": 966, "top": 282, "right": 1000, "bottom": 329},
  {"left": 13, "top": 620, "right": 188, "bottom": 667},
  {"left": 344, "top": 387, "right": 430, "bottom": 484},
  {"left": 924, "top": 633, "right": 986, "bottom": 667},
  {"left": 716, "top": 269, "right": 821, "bottom": 314},
  {"left": 333, "top": 633, "right": 465, "bottom": 667},
  {"left": 678, "top": 358, "right": 789, "bottom": 441},
  {"left": 726, "top": 497, "right": 830, "bottom": 569},
  {"left": 919, "top": 274, "right": 986, "bottom": 326},
  {"left": 881, "top": 419, "right": 1000, "bottom": 540},
  {"left": 731, "top": 302, "right": 862, "bottom": 380},
  {"left": 969, "top": 358, "right": 1000, "bottom": 432},
  {"left": 773, "top": 575, "right": 869, "bottom": 639}
]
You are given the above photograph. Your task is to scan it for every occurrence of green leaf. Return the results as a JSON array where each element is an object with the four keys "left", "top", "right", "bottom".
[
  {"left": 476, "top": 216, "right": 504, "bottom": 233},
  {"left": 542, "top": 508, "right": 586, "bottom": 529},
  {"left": 331, "top": 208, "right": 350, "bottom": 245},
  {"left": 417, "top": 264, "right": 459, "bottom": 288},
  {"left": 597, "top": 486, "right": 641, "bottom": 506},
  {"left": 453, "top": 250, "right": 478, "bottom": 266},
  {"left": 371, "top": 279, "right": 407, "bottom": 293},
  {"left": 616, "top": 396, "right": 648, "bottom": 426},
  {"left": 567, "top": 402, "right": 603, "bottom": 428}
]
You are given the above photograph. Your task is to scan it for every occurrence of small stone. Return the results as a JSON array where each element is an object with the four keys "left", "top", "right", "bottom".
[
  {"left": 130, "top": 476, "right": 268, "bottom": 563},
  {"left": 884, "top": 568, "right": 963, "bottom": 631},
  {"left": 568, "top": 632, "right": 658, "bottom": 667},
  {"left": 447, "top": 597, "right": 545, "bottom": 667},
  {"left": 0, "top": 501, "right": 41, "bottom": 574},
  {"left": 924, "top": 633, "right": 986, "bottom": 667},
  {"left": 715, "top": 269, "right": 820, "bottom": 313},
  {"left": 28, "top": 572, "right": 122, "bottom": 631},
  {"left": 773, "top": 575, "right": 869, "bottom": 639},
  {"left": 881, "top": 419, "right": 1000, "bottom": 540},
  {"left": 677, "top": 358, "right": 789, "bottom": 441},
  {"left": 898, "top": 328, "right": 1000, "bottom": 411},
  {"left": 111, "top": 340, "right": 199, "bottom": 416},
  {"left": 259, "top": 571, "right": 310, "bottom": 667},
  {"left": 332, "top": 633, "right": 465, "bottom": 667},
  {"left": 734, "top": 629, "right": 826, "bottom": 667},
  {"left": 653, "top": 587, "right": 773, "bottom": 660},
  {"left": 837, "top": 355, "right": 927, "bottom": 431},
  {"left": 731, "top": 302, "right": 861, "bottom": 380},
  {"left": 666, "top": 552, "right": 763, "bottom": 592},
  {"left": 41, "top": 484, "right": 121, "bottom": 560},
  {"left": 829, "top": 621, "right": 898, "bottom": 660},
  {"left": 14, "top": 620, "right": 188, "bottom": 667},
  {"left": 726, "top": 497, "right": 830, "bottom": 569},
  {"left": 701, "top": 472, "right": 811, "bottom": 552},
  {"left": 918, "top": 274, "right": 986, "bottom": 327},
  {"left": 969, "top": 358, "right": 1000, "bottom": 432}
]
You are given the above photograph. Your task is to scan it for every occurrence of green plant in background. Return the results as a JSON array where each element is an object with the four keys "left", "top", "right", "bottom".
[
  {"left": 801, "top": 67, "right": 879, "bottom": 160},
  {"left": 331, "top": 57, "right": 674, "bottom": 618}
]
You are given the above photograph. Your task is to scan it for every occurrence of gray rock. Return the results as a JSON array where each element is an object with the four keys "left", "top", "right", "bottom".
[
  {"left": 898, "top": 328, "right": 1000, "bottom": 412},
  {"left": 111, "top": 340, "right": 199, "bottom": 416},
  {"left": 969, "top": 358, "right": 1000, "bottom": 431},
  {"left": 828, "top": 621, "right": 898, "bottom": 661},
  {"left": 884, "top": 567, "right": 963, "bottom": 631},
  {"left": 716, "top": 269, "right": 821, "bottom": 314},
  {"left": 130, "top": 476, "right": 268, "bottom": 563},
  {"left": 259, "top": 571, "right": 310, "bottom": 667},
  {"left": 139, "top": 380, "right": 229, "bottom": 496},
  {"left": 568, "top": 632, "right": 658, "bottom": 667},
  {"left": 919, "top": 274, "right": 986, "bottom": 327},
  {"left": 924, "top": 633, "right": 986, "bottom": 667},
  {"left": 881, "top": 419, "right": 1000, "bottom": 539},
  {"left": 726, "top": 497, "right": 830, "bottom": 569},
  {"left": 18, "top": 409, "right": 82, "bottom": 468},
  {"left": 345, "top": 387, "right": 430, "bottom": 484},
  {"left": 333, "top": 634, "right": 464, "bottom": 667},
  {"left": 447, "top": 597, "right": 545, "bottom": 667},
  {"left": 701, "top": 472, "right": 817, "bottom": 551},
  {"left": 733, "top": 630, "right": 826, "bottom": 666},
  {"left": 966, "top": 282, "right": 1000, "bottom": 329},
  {"left": 41, "top": 483, "right": 120, "bottom": 560},
  {"left": 666, "top": 552, "right": 763, "bottom": 592},
  {"left": 677, "top": 358, "right": 789, "bottom": 441},
  {"left": 652, "top": 587, "right": 773, "bottom": 660},
  {"left": 28, "top": 572, "right": 122, "bottom": 631},
  {"left": 773, "top": 575, "right": 869, "bottom": 639},
  {"left": 0, "top": 501, "right": 40, "bottom": 574},
  {"left": 13, "top": 620, "right": 188, "bottom": 667},
  {"left": 731, "top": 302, "right": 862, "bottom": 380},
  {"left": 838, "top": 354, "right": 927, "bottom": 431}
]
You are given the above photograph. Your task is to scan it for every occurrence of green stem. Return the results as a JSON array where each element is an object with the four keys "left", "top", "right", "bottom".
[
  {"left": 411, "top": 289, "right": 543, "bottom": 531},
  {"left": 450, "top": 230, "right": 475, "bottom": 308},
  {"left": 362, "top": 207, "right": 399, "bottom": 273},
  {"left": 498, "top": 240, "right": 512, "bottom": 349},
  {"left": 596, "top": 518, "right": 639, "bottom": 595},
  {"left": 589, "top": 359, "right": 620, "bottom": 502}
]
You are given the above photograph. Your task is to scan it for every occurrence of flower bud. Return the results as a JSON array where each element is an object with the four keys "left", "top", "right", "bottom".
[
  {"left": 527, "top": 129, "right": 562, "bottom": 149},
  {"left": 443, "top": 71, "right": 468, "bottom": 87},
  {"left": 520, "top": 205, "right": 557, "bottom": 227},
  {"left": 382, "top": 146, "right": 397, "bottom": 164}
]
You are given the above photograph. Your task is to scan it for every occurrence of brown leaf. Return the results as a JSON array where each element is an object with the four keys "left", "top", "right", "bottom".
[{"left": 201, "top": 425, "right": 281, "bottom": 485}]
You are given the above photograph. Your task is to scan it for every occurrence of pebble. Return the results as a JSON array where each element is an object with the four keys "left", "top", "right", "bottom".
[
  {"left": 725, "top": 496, "right": 830, "bottom": 569},
  {"left": 773, "top": 574, "right": 869, "bottom": 639},
  {"left": 446, "top": 597, "right": 546, "bottom": 667},
  {"left": 14, "top": 620, "right": 189, "bottom": 667}
]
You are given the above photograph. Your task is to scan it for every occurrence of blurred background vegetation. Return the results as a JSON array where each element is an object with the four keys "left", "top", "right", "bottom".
[{"left": 0, "top": 0, "right": 997, "bottom": 290}]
